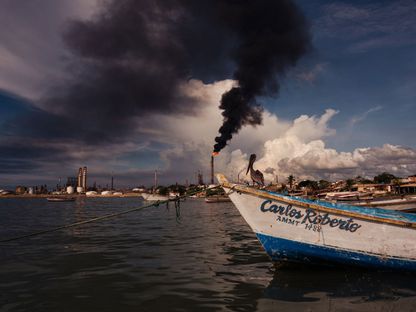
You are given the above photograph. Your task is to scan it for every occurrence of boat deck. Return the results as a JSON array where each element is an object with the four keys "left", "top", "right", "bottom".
[
  {"left": 216, "top": 172, "right": 416, "bottom": 227},
  {"left": 263, "top": 189, "right": 416, "bottom": 225}
]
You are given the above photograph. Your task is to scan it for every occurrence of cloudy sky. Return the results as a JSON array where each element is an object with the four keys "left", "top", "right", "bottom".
[{"left": 1, "top": 0, "right": 415, "bottom": 189}]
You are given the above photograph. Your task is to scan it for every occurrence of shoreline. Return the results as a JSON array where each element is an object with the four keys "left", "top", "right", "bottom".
[{"left": 0, "top": 193, "right": 145, "bottom": 199}]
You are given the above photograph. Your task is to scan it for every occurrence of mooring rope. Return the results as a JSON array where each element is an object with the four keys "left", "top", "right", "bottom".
[
  {"left": 174, "top": 195, "right": 181, "bottom": 223},
  {"left": 225, "top": 185, "right": 237, "bottom": 195},
  {"left": 0, "top": 185, "right": 221, "bottom": 244}
]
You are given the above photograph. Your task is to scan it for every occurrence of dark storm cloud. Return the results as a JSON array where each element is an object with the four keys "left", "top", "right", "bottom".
[
  {"left": 7, "top": 0, "right": 309, "bottom": 146},
  {"left": 1, "top": 0, "right": 311, "bottom": 186},
  {"left": 0, "top": 140, "right": 62, "bottom": 174},
  {"left": 0, "top": 159, "right": 39, "bottom": 174}
]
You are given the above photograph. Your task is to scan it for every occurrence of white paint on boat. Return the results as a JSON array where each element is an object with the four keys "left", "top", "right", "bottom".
[
  {"left": 143, "top": 194, "right": 169, "bottom": 201},
  {"left": 216, "top": 174, "right": 416, "bottom": 268},
  {"left": 226, "top": 190, "right": 416, "bottom": 259}
]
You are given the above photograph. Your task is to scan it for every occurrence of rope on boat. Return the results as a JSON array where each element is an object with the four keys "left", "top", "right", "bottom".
[
  {"left": 225, "top": 185, "right": 238, "bottom": 195},
  {"left": 175, "top": 195, "right": 181, "bottom": 223},
  {"left": 0, "top": 185, "right": 221, "bottom": 244}
]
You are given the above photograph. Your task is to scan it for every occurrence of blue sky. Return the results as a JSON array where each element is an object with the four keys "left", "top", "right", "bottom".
[
  {"left": 277, "top": 0, "right": 416, "bottom": 151},
  {"left": 0, "top": 0, "right": 415, "bottom": 188}
]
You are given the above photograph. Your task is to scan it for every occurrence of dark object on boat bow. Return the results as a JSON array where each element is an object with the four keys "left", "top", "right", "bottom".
[{"left": 246, "top": 154, "right": 264, "bottom": 186}]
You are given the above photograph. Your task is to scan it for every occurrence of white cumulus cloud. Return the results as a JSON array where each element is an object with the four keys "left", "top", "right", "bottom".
[{"left": 153, "top": 81, "right": 416, "bottom": 184}]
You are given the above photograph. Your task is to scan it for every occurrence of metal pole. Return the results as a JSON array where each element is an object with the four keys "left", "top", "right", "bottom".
[{"left": 211, "top": 156, "right": 214, "bottom": 185}]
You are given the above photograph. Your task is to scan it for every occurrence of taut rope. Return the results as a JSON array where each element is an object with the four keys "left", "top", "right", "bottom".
[{"left": 0, "top": 185, "right": 221, "bottom": 244}]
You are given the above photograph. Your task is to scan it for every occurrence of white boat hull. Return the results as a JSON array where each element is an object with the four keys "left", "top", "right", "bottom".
[
  {"left": 217, "top": 175, "right": 416, "bottom": 271},
  {"left": 143, "top": 194, "right": 169, "bottom": 201}
]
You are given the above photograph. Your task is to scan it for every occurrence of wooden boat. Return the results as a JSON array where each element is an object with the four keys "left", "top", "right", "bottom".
[
  {"left": 352, "top": 197, "right": 416, "bottom": 212},
  {"left": 46, "top": 197, "right": 76, "bottom": 202},
  {"left": 205, "top": 195, "right": 231, "bottom": 203},
  {"left": 325, "top": 191, "right": 373, "bottom": 201},
  {"left": 217, "top": 174, "right": 416, "bottom": 271}
]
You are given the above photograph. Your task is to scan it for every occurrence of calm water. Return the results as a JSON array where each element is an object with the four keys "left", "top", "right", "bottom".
[{"left": 1, "top": 197, "right": 416, "bottom": 311}]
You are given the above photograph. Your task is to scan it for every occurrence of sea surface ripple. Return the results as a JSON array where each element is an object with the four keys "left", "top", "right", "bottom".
[{"left": 1, "top": 197, "right": 416, "bottom": 311}]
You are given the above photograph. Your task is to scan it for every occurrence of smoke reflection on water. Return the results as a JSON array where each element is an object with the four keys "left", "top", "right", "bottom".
[{"left": 1, "top": 198, "right": 416, "bottom": 311}]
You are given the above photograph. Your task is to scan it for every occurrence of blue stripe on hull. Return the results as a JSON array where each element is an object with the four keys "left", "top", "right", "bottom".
[{"left": 256, "top": 233, "right": 416, "bottom": 271}]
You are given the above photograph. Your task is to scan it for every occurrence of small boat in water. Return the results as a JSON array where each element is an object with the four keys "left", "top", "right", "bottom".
[
  {"left": 142, "top": 193, "right": 169, "bottom": 201},
  {"left": 46, "top": 197, "right": 76, "bottom": 202},
  {"left": 352, "top": 197, "right": 416, "bottom": 212},
  {"left": 205, "top": 195, "right": 231, "bottom": 203},
  {"left": 324, "top": 191, "right": 373, "bottom": 201},
  {"left": 217, "top": 173, "right": 416, "bottom": 271}
]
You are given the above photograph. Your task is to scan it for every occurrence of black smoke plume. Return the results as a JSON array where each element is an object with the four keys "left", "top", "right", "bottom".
[
  {"left": 9, "top": 0, "right": 309, "bottom": 147},
  {"left": 213, "top": 0, "right": 311, "bottom": 152}
]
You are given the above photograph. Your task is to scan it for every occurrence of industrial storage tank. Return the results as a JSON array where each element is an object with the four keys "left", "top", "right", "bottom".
[{"left": 67, "top": 186, "right": 75, "bottom": 194}]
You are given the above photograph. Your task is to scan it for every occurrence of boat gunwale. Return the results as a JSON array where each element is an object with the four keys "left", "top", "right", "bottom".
[{"left": 217, "top": 174, "right": 416, "bottom": 229}]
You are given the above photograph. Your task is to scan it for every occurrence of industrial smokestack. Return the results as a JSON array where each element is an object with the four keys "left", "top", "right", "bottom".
[
  {"left": 154, "top": 170, "right": 158, "bottom": 192},
  {"left": 211, "top": 155, "right": 214, "bottom": 185},
  {"left": 77, "top": 168, "right": 82, "bottom": 188},
  {"left": 82, "top": 166, "right": 87, "bottom": 191}
]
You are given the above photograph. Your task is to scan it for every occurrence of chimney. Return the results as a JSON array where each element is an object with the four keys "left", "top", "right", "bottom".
[
  {"left": 77, "top": 168, "right": 82, "bottom": 188},
  {"left": 82, "top": 166, "right": 87, "bottom": 190},
  {"left": 211, "top": 155, "right": 214, "bottom": 185}
]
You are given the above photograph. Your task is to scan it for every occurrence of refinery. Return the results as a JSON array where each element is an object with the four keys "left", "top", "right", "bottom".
[{"left": 0, "top": 165, "right": 216, "bottom": 199}]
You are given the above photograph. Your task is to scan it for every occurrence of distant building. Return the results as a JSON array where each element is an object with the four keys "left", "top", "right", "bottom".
[
  {"left": 198, "top": 171, "right": 204, "bottom": 185},
  {"left": 354, "top": 183, "right": 391, "bottom": 193},
  {"left": 77, "top": 168, "right": 83, "bottom": 188},
  {"left": 408, "top": 175, "right": 416, "bottom": 183},
  {"left": 66, "top": 186, "right": 75, "bottom": 194},
  {"left": 331, "top": 180, "right": 346, "bottom": 191},
  {"left": 15, "top": 186, "right": 27, "bottom": 194},
  {"left": 82, "top": 166, "right": 88, "bottom": 190},
  {"left": 394, "top": 183, "right": 416, "bottom": 194}
]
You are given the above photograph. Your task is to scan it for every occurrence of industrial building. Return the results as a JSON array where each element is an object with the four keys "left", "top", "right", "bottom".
[{"left": 76, "top": 166, "right": 88, "bottom": 193}]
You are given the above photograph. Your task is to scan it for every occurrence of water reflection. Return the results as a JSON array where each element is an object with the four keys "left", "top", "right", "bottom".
[
  {"left": 256, "top": 264, "right": 416, "bottom": 311},
  {"left": 2, "top": 198, "right": 416, "bottom": 312}
]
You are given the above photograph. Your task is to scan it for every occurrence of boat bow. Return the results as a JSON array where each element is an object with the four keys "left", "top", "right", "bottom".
[{"left": 216, "top": 173, "right": 416, "bottom": 271}]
